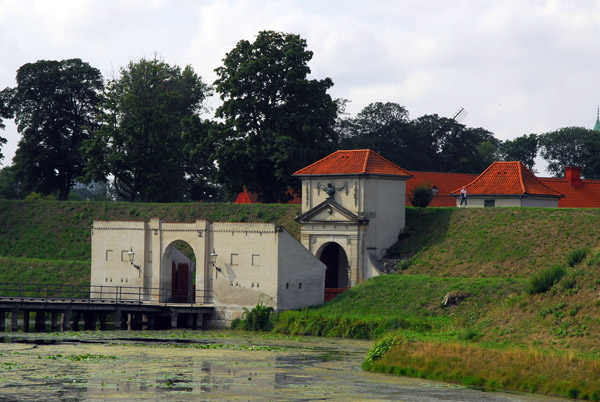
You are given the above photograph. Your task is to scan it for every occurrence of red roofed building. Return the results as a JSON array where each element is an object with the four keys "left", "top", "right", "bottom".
[
  {"left": 293, "top": 149, "right": 412, "bottom": 288},
  {"left": 294, "top": 149, "right": 413, "bottom": 177},
  {"left": 539, "top": 166, "right": 600, "bottom": 208},
  {"left": 406, "top": 171, "right": 477, "bottom": 207},
  {"left": 449, "top": 161, "right": 563, "bottom": 208}
]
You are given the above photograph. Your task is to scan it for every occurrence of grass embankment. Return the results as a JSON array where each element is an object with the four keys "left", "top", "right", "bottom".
[
  {"left": 0, "top": 199, "right": 300, "bottom": 283},
  {"left": 5, "top": 201, "right": 600, "bottom": 398},
  {"left": 271, "top": 207, "right": 600, "bottom": 400}
]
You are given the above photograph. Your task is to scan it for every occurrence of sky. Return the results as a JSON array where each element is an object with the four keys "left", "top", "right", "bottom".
[{"left": 1, "top": 0, "right": 599, "bottom": 174}]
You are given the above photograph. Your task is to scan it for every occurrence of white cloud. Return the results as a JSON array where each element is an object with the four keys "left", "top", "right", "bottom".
[{"left": 1, "top": 0, "right": 600, "bottom": 174}]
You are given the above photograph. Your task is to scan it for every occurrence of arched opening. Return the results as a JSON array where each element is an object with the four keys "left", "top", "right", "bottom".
[
  {"left": 319, "top": 242, "right": 349, "bottom": 289},
  {"left": 162, "top": 240, "right": 196, "bottom": 303}
]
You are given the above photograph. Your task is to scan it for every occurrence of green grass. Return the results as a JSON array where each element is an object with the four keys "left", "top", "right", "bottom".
[{"left": 0, "top": 199, "right": 301, "bottom": 262}]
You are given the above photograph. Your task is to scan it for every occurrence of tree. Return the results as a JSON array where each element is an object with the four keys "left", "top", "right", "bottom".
[
  {"left": 538, "top": 127, "right": 591, "bottom": 177},
  {"left": 338, "top": 102, "right": 427, "bottom": 168},
  {"left": 8, "top": 59, "right": 103, "bottom": 200},
  {"left": 214, "top": 30, "right": 338, "bottom": 202},
  {"left": 498, "top": 134, "right": 538, "bottom": 171},
  {"left": 411, "top": 114, "right": 500, "bottom": 173},
  {"left": 0, "top": 165, "right": 24, "bottom": 199},
  {"left": 0, "top": 88, "right": 13, "bottom": 163},
  {"left": 84, "top": 58, "right": 211, "bottom": 202}
]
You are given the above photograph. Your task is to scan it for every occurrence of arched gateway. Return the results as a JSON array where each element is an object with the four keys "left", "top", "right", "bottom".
[
  {"left": 294, "top": 149, "right": 412, "bottom": 287},
  {"left": 90, "top": 219, "right": 326, "bottom": 326},
  {"left": 318, "top": 242, "right": 349, "bottom": 289}
]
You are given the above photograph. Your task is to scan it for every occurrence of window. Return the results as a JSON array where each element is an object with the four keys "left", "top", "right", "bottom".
[
  {"left": 252, "top": 254, "right": 260, "bottom": 266},
  {"left": 121, "top": 250, "right": 129, "bottom": 262},
  {"left": 230, "top": 253, "right": 239, "bottom": 265},
  {"left": 105, "top": 250, "right": 113, "bottom": 261},
  {"left": 484, "top": 199, "right": 496, "bottom": 208}
]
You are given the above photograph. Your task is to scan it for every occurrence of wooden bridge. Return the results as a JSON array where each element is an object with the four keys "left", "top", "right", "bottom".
[{"left": 0, "top": 283, "right": 214, "bottom": 333}]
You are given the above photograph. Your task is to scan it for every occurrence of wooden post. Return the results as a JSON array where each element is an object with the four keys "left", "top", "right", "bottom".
[
  {"left": 51, "top": 312, "right": 58, "bottom": 332},
  {"left": 23, "top": 310, "right": 30, "bottom": 333},
  {"left": 11, "top": 307, "right": 19, "bottom": 332},
  {"left": 35, "top": 311, "right": 46, "bottom": 332},
  {"left": 99, "top": 313, "right": 107, "bottom": 330},
  {"left": 113, "top": 308, "right": 122, "bottom": 330},
  {"left": 170, "top": 311, "right": 178, "bottom": 329},
  {"left": 0, "top": 310, "right": 5, "bottom": 332},
  {"left": 71, "top": 311, "right": 81, "bottom": 331},
  {"left": 63, "top": 308, "right": 72, "bottom": 331}
]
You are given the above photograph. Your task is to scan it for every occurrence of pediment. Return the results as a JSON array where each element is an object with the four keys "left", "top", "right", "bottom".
[{"left": 296, "top": 199, "right": 367, "bottom": 224}]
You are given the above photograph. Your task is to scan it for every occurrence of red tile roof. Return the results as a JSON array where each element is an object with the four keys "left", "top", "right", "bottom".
[
  {"left": 451, "top": 161, "right": 562, "bottom": 197},
  {"left": 234, "top": 187, "right": 301, "bottom": 204},
  {"left": 540, "top": 178, "right": 600, "bottom": 208},
  {"left": 234, "top": 187, "right": 258, "bottom": 204},
  {"left": 406, "top": 171, "right": 478, "bottom": 207},
  {"left": 293, "top": 149, "right": 412, "bottom": 177}
]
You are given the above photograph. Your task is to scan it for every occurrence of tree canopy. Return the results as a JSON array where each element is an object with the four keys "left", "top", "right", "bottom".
[
  {"left": 538, "top": 127, "right": 591, "bottom": 177},
  {"left": 213, "top": 30, "right": 338, "bottom": 202},
  {"left": 498, "top": 134, "right": 538, "bottom": 171},
  {"left": 8, "top": 59, "right": 103, "bottom": 200},
  {"left": 339, "top": 104, "right": 499, "bottom": 174},
  {"left": 84, "top": 58, "right": 211, "bottom": 202}
]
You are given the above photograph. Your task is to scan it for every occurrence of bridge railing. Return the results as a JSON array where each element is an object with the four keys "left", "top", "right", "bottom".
[{"left": 0, "top": 283, "right": 213, "bottom": 305}]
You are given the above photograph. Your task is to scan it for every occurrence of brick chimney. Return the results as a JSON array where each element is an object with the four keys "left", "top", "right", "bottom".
[{"left": 565, "top": 166, "right": 582, "bottom": 188}]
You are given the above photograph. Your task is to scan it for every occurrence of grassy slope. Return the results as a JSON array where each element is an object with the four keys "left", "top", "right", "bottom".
[{"left": 0, "top": 199, "right": 300, "bottom": 283}]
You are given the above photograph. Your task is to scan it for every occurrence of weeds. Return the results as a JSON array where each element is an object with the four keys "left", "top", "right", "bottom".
[{"left": 526, "top": 265, "right": 566, "bottom": 295}]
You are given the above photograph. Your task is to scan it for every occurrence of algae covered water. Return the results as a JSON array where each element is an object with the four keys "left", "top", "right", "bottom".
[{"left": 0, "top": 331, "right": 566, "bottom": 401}]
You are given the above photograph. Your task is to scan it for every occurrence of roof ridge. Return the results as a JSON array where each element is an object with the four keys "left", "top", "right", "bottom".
[
  {"left": 362, "top": 150, "right": 371, "bottom": 173},
  {"left": 517, "top": 162, "right": 527, "bottom": 194}
]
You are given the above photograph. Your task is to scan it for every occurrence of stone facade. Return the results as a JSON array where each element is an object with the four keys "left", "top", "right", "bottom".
[
  {"left": 90, "top": 219, "right": 325, "bottom": 326},
  {"left": 294, "top": 150, "right": 412, "bottom": 288}
]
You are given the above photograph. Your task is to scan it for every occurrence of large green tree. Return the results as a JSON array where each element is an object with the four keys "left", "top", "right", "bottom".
[
  {"left": 538, "top": 127, "right": 591, "bottom": 177},
  {"left": 498, "top": 134, "right": 538, "bottom": 171},
  {"left": 0, "top": 88, "right": 13, "bottom": 163},
  {"left": 338, "top": 102, "right": 425, "bottom": 168},
  {"left": 84, "top": 58, "right": 211, "bottom": 202},
  {"left": 214, "top": 30, "right": 339, "bottom": 202},
  {"left": 7, "top": 59, "right": 103, "bottom": 200}
]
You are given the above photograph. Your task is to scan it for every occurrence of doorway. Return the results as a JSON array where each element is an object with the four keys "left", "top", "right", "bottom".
[{"left": 319, "top": 242, "right": 349, "bottom": 289}]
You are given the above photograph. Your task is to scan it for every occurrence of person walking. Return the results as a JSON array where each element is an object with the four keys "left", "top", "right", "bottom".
[{"left": 460, "top": 187, "right": 467, "bottom": 207}]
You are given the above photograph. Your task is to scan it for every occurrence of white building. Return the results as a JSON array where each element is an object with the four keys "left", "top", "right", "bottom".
[
  {"left": 293, "top": 149, "right": 412, "bottom": 288},
  {"left": 90, "top": 219, "right": 325, "bottom": 325}
]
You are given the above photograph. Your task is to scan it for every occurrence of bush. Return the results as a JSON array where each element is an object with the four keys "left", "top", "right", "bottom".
[
  {"left": 231, "top": 304, "right": 274, "bottom": 331},
  {"left": 567, "top": 247, "right": 588, "bottom": 267},
  {"left": 526, "top": 265, "right": 566, "bottom": 295},
  {"left": 409, "top": 184, "right": 433, "bottom": 208}
]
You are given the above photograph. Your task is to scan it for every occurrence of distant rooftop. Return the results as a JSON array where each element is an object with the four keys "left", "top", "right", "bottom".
[{"left": 293, "top": 149, "right": 412, "bottom": 177}]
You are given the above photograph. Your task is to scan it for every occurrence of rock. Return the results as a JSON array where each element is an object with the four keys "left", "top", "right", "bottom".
[{"left": 441, "top": 291, "right": 470, "bottom": 307}]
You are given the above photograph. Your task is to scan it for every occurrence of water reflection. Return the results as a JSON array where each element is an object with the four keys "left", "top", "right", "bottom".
[{"left": 0, "top": 332, "right": 569, "bottom": 402}]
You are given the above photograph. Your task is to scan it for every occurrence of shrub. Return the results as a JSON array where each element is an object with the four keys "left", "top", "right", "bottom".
[
  {"left": 231, "top": 304, "right": 274, "bottom": 331},
  {"left": 567, "top": 247, "right": 588, "bottom": 267},
  {"left": 409, "top": 184, "right": 433, "bottom": 209},
  {"left": 526, "top": 265, "right": 566, "bottom": 295}
]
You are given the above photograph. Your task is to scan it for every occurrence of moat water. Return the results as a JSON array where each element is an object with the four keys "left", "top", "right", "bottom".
[{"left": 0, "top": 331, "right": 568, "bottom": 401}]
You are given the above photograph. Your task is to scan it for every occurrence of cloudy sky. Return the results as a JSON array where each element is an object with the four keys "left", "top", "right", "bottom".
[{"left": 1, "top": 0, "right": 599, "bottom": 173}]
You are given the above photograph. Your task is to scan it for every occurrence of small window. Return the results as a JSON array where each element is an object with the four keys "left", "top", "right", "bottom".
[
  {"left": 285, "top": 282, "right": 289, "bottom": 289},
  {"left": 484, "top": 199, "right": 496, "bottom": 208},
  {"left": 252, "top": 254, "right": 260, "bottom": 266},
  {"left": 121, "top": 250, "right": 129, "bottom": 262},
  {"left": 230, "top": 253, "right": 239, "bottom": 265},
  {"left": 299, "top": 283, "right": 302, "bottom": 289},
  {"left": 106, "top": 250, "right": 113, "bottom": 261}
]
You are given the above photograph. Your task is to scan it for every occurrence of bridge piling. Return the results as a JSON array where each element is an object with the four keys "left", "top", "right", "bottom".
[
  {"left": 23, "top": 310, "right": 30, "bottom": 332},
  {"left": 11, "top": 307, "right": 18, "bottom": 332},
  {"left": 0, "top": 311, "right": 5, "bottom": 332},
  {"left": 51, "top": 312, "right": 58, "bottom": 332},
  {"left": 35, "top": 311, "right": 45, "bottom": 332},
  {"left": 63, "top": 308, "right": 71, "bottom": 331}
]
